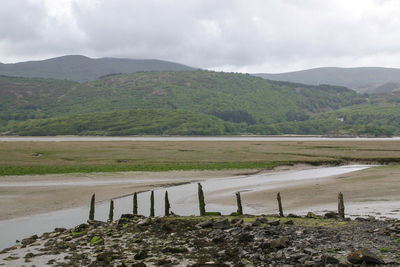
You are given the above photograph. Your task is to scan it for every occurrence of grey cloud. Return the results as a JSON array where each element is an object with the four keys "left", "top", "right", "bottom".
[{"left": 2, "top": 0, "right": 400, "bottom": 72}]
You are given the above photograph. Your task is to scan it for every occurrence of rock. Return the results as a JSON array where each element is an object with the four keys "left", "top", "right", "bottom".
[
  {"left": 74, "top": 223, "right": 89, "bottom": 232},
  {"left": 268, "top": 219, "right": 280, "bottom": 226},
  {"left": 212, "top": 219, "right": 231, "bottom": 229},
  {"left": 120, "top": 214, "right": 133, "bottom": 220},
  {"left": 161, "top": 246, "right": 188, "bottom": 253},
  {"left": 238, "top": 233, "right": 254, "bottom": 242},
  {"left": 284, "top": 220, "right": 294, "bottom": 225},
  {"left": 96, "top": 250, "right": 114, "bottom": 263},
  {"left": 21, "top": 235, "right": 38, "bottom": 246},
  {"left": 257, "top": 217, "right": 269, "bottom": 223},
  {"left": 287, "top": 213, "right": 301, "bottom": 218},
  {"left": 251, "top": 220, "right": 261, "bottom": 226},
  {"left": 24, "top": 252, "right": 35, "bottom": 258},
  {"left": 230, "top": 218, "right": 241, "bottom": 224},
  {"left": 87, "top": 219, "right": 106, "bottom": 227},
  {"left": 134, "top": 250, "right": 148, "bottom": 260},
  {"left": 213, "top": 218, "right": 230, "bottom": 229},
  {"left": 303, "top": 248, "right": 318, "bottom": 255},
  {"left": 195, "top": 219, "right": 214, "bottom": 229},
  {"left": 324, "top": 212, "right": 339, "bottom": 219},
  {"left": 321, "top": 254, "right": 339, "bottom": 264},
  {"left": 270, "top": 237, "right": 289, "bottom": 249},
  {"left": 347, "top": 248, "right": 384, "bottom": 265}
]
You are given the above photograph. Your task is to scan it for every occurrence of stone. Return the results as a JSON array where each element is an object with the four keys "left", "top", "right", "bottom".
[
  {"left": 238, "top": 233, "right": 254, "bottom": 242},
  {"left": 161, "top": 246, "right": 188, "bottom": 253},
  {"left": 347, "top": 248, "right": 384, "bottom": 265},
  {"left": 321, "top": 254, "right": 339, "bottom": 264},
  {"left": 21, "top": 235, "right": 38, "bottom": 246},
  {"left": 134, "top": 250, "right": 148, "bottom": 260},
  {"left": 324, "top": 212, "right": 339, "bottom": 219},
  {"left": 195, "top": 219, "right": 214, "bottom": 229},
  {"left": 74, "top": 223, "right": 89, "bottom": 232},
  {"left": 270, "top": 237, "right": 289, "bottom": 249},
  {"left": 268, "top": 219, "right": 280, "bottom": 226},
  {"left": 213, "top": 218, "right": 230, "bottom": 229}
]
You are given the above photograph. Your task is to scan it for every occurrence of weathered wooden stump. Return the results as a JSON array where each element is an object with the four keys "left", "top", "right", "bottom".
[
  {"left": 236, "top": 192, "right": 243, "bottom": 215},
  {"left": 133, "top": 192, "right": 138, "bottom": 215},
  {"left": 165, "top": 191, "right": 170, "bottom": 216},
  {"left": 108, "top": 199, "right": 114, "bottom": 222},
  {"left": 277, "top": 192, "right": 284, "bottom": 217},
  {"left": 338, "top": 192, "right": 345, "bottom": 219},
  {"left": 150, "top": 191, "right": 155, "bottom": 217},
  {"left": 89, "top": 193, "right": 95, "bottom": 220},
  {"left": 198, "top": 183, "right": 206, "bottom": 216}
]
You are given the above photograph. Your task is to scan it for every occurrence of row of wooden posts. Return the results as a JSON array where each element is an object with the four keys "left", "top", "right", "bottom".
[{"left": 88, "top": 183, "right": 346, "bottom": 221}]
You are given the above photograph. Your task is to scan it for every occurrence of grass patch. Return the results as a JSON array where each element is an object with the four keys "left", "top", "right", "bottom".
[{"left": 0, "top": 140, "right": 399, "bottom": 176}]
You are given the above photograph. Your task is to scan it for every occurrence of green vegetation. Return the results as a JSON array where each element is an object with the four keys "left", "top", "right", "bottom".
[
  {"left": 272, "top": 102, "right": 400, "bottom": 136},
  {"left": 2, "top": 109, "right": 232, "bottom": 136},
  {"left": 2, "top": 70, "right": 379, "bottom": 136},
  {"left": 1, "top": 140, "right": 399, "bottom": 176}
]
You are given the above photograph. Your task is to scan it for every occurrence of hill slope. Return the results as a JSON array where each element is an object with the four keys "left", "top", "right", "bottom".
[
  {"left": 1, "top": 71, "right": 371, "bottom": 136},
  {"left": 255, "top": 67, "right": 400, "bottom": 93},
  {"left": 0, "top": 55, "right": 195, "bottom": 82}
]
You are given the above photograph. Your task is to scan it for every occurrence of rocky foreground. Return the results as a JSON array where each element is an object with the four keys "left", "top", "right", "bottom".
[{"left": 1, "top": 213, "right": 400, "bottom": 266}]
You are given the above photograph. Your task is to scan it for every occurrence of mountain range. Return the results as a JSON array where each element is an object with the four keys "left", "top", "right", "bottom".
[
  {"left": 0, "top": 55, "right": 195, "bottom": 82},
  {"left": 255, "top": 67, "right": 400, "bottom": 93},
  {"left": 1, "top": 55, "right": 400, "bottom": 136}
]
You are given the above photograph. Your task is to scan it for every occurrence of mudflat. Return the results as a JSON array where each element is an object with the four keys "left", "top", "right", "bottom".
[
  {"left": 0, "top": 170, "right": 249, "bottom": 220},
  {"left": 1, "top": 165, "right": 400, "bottom": 220}
]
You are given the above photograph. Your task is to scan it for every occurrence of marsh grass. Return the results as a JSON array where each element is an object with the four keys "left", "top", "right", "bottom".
[{"left": 1, "top": 140, "right": 399, "bottom": 176}]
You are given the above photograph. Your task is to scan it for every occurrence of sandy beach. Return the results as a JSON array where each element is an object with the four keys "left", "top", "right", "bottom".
[
  {"left": 1, "top": 164, "right": 399, "bottom": 221},
  {"left": 0, "top": 169, "right": 252, "bottom": 220}
]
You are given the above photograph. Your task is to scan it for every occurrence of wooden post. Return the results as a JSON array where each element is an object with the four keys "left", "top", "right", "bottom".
[
  {"left": 338, "top": 192, "right": 345, "bottom": 219},
  {"left": 165, "top": 191, "right": 170, "bottom": 216},
  {"left": 198, "top": 183, "right": 206, "bottom": 216},
  {"left": 133, "top": 192, "right": 138, "bottom": 215},
  {"left": 89, "top": 193, "right": 95, "bottom": 220},
  {"left": 236, "top": 192, "right": 243, "bottom": 215},
  {"left": 108, "top": 200, "right": 114, "bottom": 222},
  {"left": 277, "top": 192, "right": 284, "bottom": 217},
  {"left": 150, "top": 191, "right": 155, "bottom": 217}
]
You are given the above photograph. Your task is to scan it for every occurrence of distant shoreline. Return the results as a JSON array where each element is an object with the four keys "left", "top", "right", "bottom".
[{"left": 1, "top": 135, "right": 399, "bottom": 142}]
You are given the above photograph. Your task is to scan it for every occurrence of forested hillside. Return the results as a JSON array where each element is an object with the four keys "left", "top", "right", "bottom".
[{"left": 2, "top": 70, "right": 398, "bottom": 136}]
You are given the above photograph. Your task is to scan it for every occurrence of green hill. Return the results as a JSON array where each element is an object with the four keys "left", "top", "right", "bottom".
[
  {"left": 0, "top": 76, "right": 78, "bottom": 125},
  {"left": 255, "top": 67, "right": 400, "bottom": 93},
  {"left": 0, "top": 55, "right": 195, "bottom": 82},
  {"left": 1, "top": 70, "right": 373, "bottom": 136},
  {"left": 49, "top": 71, "right": 365, "bottom": 124}
]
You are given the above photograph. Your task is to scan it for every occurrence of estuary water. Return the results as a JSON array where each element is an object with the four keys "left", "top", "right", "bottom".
[
  {"left": 0, "top": 165, "right": 371, "bottom": 250},
  {"left": 0, "top": 136, "right": 400, "bottom": 142}
]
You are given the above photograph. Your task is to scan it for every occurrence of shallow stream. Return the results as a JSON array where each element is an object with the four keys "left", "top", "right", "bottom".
[{"left": 0, "top": 165, "right": 371, "bottom": 249}]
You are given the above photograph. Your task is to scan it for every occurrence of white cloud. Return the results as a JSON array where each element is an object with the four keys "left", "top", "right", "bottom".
[{"left": 1, "top": 0, "right": 400, "bottom": 72}]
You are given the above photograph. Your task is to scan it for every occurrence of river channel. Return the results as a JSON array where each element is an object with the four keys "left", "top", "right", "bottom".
[{"left": 0, "top": 165, "right": 374, "bottom": 250}]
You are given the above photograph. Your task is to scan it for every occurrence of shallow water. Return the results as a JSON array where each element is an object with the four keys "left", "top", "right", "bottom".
[
  {"left": 0, "top": 136, "right": 399, "bottom": 142},
  {"left": 0, "top": 165, "right": 371, "bottom": 249}
]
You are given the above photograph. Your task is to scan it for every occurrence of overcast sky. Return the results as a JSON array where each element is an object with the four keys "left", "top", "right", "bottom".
[{"left": 1, "top": 0, "right": 400, "bottom": 73}]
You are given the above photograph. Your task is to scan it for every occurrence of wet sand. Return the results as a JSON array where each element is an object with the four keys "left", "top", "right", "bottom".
[
  {"left": 213, "top": 165, "right": 400, "bottom": 218},
  {"left": 0, "top": 170, "right": 252, "bottom": 220},
  {"left": 1, "top": 165, "right": 399, "bottom": 220}
]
